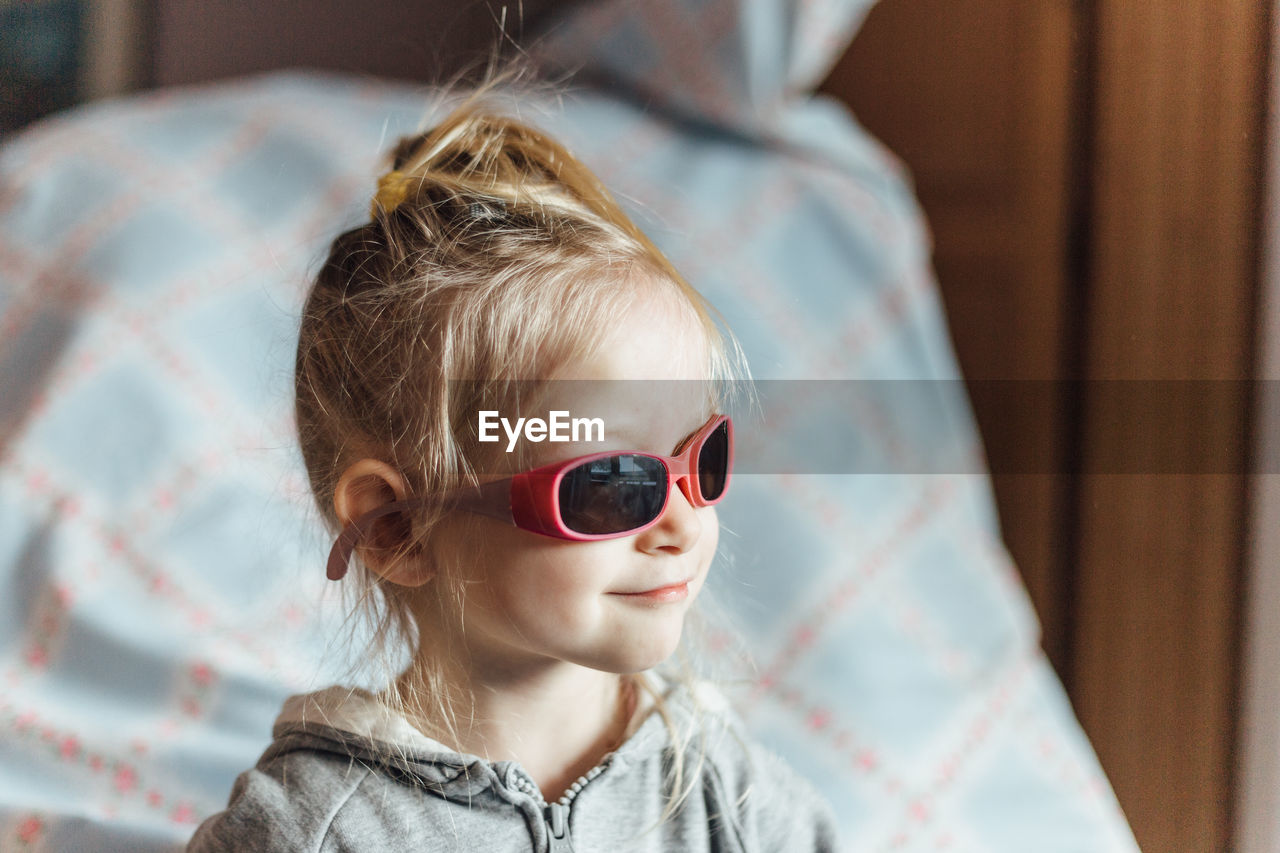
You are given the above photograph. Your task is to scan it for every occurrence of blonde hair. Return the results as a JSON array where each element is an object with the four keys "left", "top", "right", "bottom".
[{"left": 294, "top": 71, "right": 748, "bottom": 826}]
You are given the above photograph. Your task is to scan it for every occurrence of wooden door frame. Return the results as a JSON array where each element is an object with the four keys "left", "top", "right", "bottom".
[
  {"left": 1237, "top": 4, "right": 1280, "bottom": 848},
  {"left": 826, "top": 1, "right": 1269, "bottom": 850},
  {"left": 1069, "top": 4, "right": 1268, "bottom": 851}
]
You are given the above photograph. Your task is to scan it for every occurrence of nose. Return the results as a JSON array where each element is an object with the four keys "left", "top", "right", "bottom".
[
  {"left": 636, "top": 478, "right": 703, "bottom": 555},
  {"left": 672, "top": 471, "right": 697, "bottom": 505}
]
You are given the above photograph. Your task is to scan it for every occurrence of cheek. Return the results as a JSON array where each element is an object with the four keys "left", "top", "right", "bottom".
[
  {"left": 698, "top": 506, "right": 720, "bottom": 559},
  {"left": 684, "top": 508, "right": 720, "bottom": 596},
  {"left": 479, "top": 541, "right": 608, "bottom": 623}
]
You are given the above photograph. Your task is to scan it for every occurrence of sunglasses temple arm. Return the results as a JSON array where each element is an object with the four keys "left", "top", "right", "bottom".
[
  {"left": 326, "top": 480, "right": 519, "bottom": 581},
  {"left": 449, "top": 477, "right": 516, "bottom": 525},
  {"left": 325, "top": 498, "right": 421, "bottom": 581}
]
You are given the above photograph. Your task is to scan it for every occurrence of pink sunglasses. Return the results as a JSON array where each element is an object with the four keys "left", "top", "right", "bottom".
[{"left": 327, "top": 414, "right": 733, "bottom": 580}]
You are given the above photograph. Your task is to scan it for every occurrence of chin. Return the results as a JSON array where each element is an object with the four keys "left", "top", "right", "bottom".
[{"left": 597, "top": 631, "right": 684, "bottom": 675}]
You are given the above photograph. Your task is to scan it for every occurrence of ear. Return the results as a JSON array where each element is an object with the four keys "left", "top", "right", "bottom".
[{"left": 333, "top": 459, "right": 431, "bottom": 587}]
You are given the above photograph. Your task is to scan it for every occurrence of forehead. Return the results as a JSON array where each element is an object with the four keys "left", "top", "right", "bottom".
[
  {"left": 468, "top": 277, "right": 720, "bottom": 472},
  {"left": 498, "top": 328, "right": 707, "bottom": 470},
  {"left": 553, "top": 278, "right": 713, "bottom": 422},
  {"left": 559, "top": 278, "right": 713, "bottom": 383}
]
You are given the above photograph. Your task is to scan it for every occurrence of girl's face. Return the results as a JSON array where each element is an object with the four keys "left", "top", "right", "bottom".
[{"left": 427, "top": 285, "right": 720, "bottom": 679}]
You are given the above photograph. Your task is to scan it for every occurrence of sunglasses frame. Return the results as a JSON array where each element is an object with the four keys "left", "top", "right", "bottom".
[{"left": 326, "top": 414, "right": 733, "bottom": 581}]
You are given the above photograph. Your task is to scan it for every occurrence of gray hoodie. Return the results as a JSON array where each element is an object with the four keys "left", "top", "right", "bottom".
[{"left": 187, "top": 679, "right": 840, "bottom": 852}]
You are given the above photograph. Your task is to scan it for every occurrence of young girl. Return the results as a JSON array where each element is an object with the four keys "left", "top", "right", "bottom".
[{"left": 187, "top": 81, "right": 839, "bottom": 852}]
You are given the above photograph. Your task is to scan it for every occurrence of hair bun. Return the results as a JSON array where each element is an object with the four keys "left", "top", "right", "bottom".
[
  {"left": 371, "top": 102, "right": 597, "bottom": 227},
  {"left": 390, "top": 133, "right": 432, "bottom": 172},
  {"left": 367, "top": 84, "right": 672, "bottom": 272}
]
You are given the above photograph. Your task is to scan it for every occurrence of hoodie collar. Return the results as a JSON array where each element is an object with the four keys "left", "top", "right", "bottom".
[{"left": 268, "top": 672, "right": 707, "bottom": 786}]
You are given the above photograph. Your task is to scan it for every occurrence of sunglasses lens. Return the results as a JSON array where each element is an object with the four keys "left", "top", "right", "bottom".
[
  {"left": 558, "top": 454, "right": 668, "bottom": 535},
  {"left": 696, "top": 421, "right": 730, "bottom": 502}
]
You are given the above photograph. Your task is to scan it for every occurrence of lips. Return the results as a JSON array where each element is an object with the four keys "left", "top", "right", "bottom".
[{"left": 610, "top": 580, "right": 692, "bottom": 603}]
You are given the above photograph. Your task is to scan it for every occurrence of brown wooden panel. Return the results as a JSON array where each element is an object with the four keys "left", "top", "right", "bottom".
[
  {"left": 823, "top": 0, "right": 1077, "bottom": 671},
  {"left": 827, "top": 1, "right": 1267, "bottom": 850},
  {"left": 1072, "top": 2, "right": 1266, "bottom": 851},
  {"left": 151, "top": 0, "right": 575, "bottom": 87}
]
